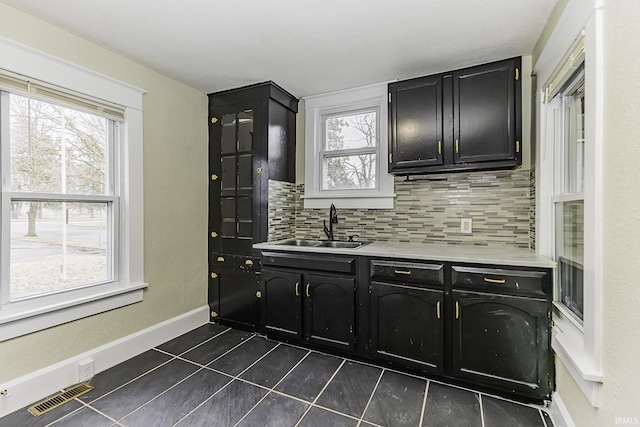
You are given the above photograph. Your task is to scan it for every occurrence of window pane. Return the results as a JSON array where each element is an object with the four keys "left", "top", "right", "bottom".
[
  {"left": 323, "top": 154, "right": 376, "bottom": 190},
  {"left": 324, "top": 110, "right": 377, "bottom": 151},
  {"left": 10, "top": 201, "right": 110, "bottom": 300},
  {"left": 563, "top": 73, "right": 585, "bottom": 194},
  {"left": 556, "top": 200, "right": 584, "bottom": 320},
  {"left": 9, "top": 94, "right": 108, "bottom": 195}
]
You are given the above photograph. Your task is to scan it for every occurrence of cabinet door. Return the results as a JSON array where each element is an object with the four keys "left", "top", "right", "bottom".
[
  {"left": 388, "top": 76, "right": 443, "bottom": 172},
  {"left": 209, "top": 101, "right": 262, "bottom": 256},
  {"left": 304, "top": 274, "right": 355, "bottom": 351},
  {"left": 370, "top": 282, "right": 444, "bottom": 373},
  {"left": 261, "top": 268, "right": 303, "bottom": 340},
  {"left": 453, "top": 58, "right": 519, "bottom": 165},
  {"left": 209, "top": 257, "right": 261, "bottom": 329},
  {"left": 452, "top": 290, "right": 551, "bottom": 399}
]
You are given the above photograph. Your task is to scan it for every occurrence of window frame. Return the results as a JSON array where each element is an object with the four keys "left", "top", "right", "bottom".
[
  {"left": 0, "top": 36, "right": 146, "bottom": 342},
  {"left": 303, "top": 82, "right": 395, "bottom": 209},
  {"left": 534, "top": 0, "right": 603, "bottom": 406}
]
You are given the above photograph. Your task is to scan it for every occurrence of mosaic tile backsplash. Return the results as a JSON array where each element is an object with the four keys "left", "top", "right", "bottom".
[{"left": 269, "top": 169, "right": 535, "bottom": 249}]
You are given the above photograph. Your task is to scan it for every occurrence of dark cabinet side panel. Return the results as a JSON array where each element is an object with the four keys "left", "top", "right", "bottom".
[
  {"left": 452, "top": 290, "right": 550, "bottom": 399},
  {"left": 304, "top": 274, "right": 356, "bottom": 351},
  {"left": 370, "top": 282, "right": 444, "bottom": 373}
]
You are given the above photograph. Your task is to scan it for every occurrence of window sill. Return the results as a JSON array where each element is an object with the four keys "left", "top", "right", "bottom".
[
  {"left": 551, "top": 303, "right": 603, "bottom": 406},
  {"left": 0, "top": 283, "right": 147, "bottom": 342},
  {"left": 303, "top": 193, "right": 395, "bottom": 209}
]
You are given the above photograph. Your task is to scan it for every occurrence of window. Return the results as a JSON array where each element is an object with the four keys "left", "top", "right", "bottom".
[
  {"left": 304, "top": 83, "right": 394, "bottom": 209},
  {"left": 536, "top": 4, "right": 604, "bottom": 404},
  {"left": 0, "top": 38, "right": 145, "bottom": 341},
  {"left": 2, "top": 91, "right": 117, "bottom": 301},
  {"left": 552, "top": 67, "right": 585, "bottom": 322},
  {"left": 322, "top": 109, "right": 377, "bottom": 190}
]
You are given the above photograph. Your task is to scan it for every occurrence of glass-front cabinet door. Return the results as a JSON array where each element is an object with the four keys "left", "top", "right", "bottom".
[{"left": 210, "top": 102, "right": 261, "bottom": 255}]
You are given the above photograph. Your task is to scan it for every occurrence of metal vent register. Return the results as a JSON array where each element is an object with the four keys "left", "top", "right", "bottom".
[{"left": 28, "top": 382, "right": 94, "bottom": 416}]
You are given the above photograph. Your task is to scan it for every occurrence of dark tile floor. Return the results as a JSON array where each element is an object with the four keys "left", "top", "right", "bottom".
[{"left": 1, "top": 323, "right": 555, "bottom": 427}]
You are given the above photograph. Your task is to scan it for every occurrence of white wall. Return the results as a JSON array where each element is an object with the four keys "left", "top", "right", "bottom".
[
  {"left": 0, "top": 3, "right": 208, "bottom": 383},
  {"left": 540, "top": 0, "right": 640, "bottom": 425}
]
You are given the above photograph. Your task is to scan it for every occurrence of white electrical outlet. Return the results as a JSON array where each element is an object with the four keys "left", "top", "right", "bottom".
[
  {"left": 461, "top": 218, "right": 472, "bottom": 234},
  {"left": 78, "top": 359, "right": 94, "bottom": 381}
]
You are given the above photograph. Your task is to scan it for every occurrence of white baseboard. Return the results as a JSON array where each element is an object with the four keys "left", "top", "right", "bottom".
[
  {"left": 0, "top": 305, "right": 209, "bottom": 418},
  {"left": 549, "top": 391, "right": 577, "bottom": 427}
]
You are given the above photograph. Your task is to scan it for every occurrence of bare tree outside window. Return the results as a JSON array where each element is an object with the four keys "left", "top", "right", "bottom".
[
  {"left": 7, "top": 93, "right": 111, "bottom": 299},
  {"left": 323, "top": 110, "right": 377, "bottom": 190}
]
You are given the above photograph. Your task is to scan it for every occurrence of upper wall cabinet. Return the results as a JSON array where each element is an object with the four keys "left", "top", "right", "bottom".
[{"left": 388, "top": 57, "right": 522, "bottom": 175}]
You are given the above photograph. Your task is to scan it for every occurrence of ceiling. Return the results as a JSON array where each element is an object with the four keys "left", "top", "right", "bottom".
[{"left": 0, "top": 0, "right": 559, "bottom": 97}]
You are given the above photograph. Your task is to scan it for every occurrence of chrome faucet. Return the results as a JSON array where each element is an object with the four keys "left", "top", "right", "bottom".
[{"left": 323, "top": 204, "right": 338, "bottom": 241}]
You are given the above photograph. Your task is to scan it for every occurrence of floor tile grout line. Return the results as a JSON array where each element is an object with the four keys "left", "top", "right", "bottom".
[
  {"left": 230, "top": 350, "right": 312, "bottom": 427},
  {"left": 173, "top": 326, "right": 232, "bottom": 358},
  {"left": 112, "top": 364, "right": 213, "bottom": 424},
  {"left": 171, "top": 342, "right": 284, "bottom": 427},
  {"left": 356, "top": 368, "right": 385, "bottom": 426},
  {"left": 234, "top": 341, "right": 282, "bottom": 378},
  {"left": 418, "top": 380, "right": 430, "bottom": 427},
  {"left": 85, "top": 351, "right": 178, "bottom": 405},
  {"left": 170, "top": 333, "right": 258, "bottom": 371},
  {"left": 294, "top": 357, "right": 347, "bottom": 427},
  {"left": 540, "top": 408, "right": 549, "bottom": 427},
  {"left": 170, "top": 373, "right": 237, "bottom": 427},
  {"left": 43, "top": 397, "right": 121, "bottom": 427}
]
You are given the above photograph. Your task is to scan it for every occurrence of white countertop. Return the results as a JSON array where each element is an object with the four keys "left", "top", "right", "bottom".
[{"left": 254, "top": 240, "right": 556, "bottom": 269}]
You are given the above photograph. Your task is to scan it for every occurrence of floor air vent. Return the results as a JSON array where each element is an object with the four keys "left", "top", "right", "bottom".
[{"left": 28, "top": 382, "right": 94, "bottom": 416}]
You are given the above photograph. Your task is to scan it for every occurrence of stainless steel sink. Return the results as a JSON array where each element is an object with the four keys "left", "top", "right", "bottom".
[
  {"left": 275, "top": 239, "right": 323, "bottom": 247},
  {"left": 274, "top": 239, "right": 368, "bottom": 249},
  {"left": 320, "top": 241, "right": 366, "bottom": 249}
]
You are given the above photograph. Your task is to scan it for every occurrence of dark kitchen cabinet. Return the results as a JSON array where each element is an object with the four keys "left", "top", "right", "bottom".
[
  {"left": 208, "top": 82, "right": 297, "bottom": 328},
  {"left": 208, "top": 254, "right": 261, "bottom": 329},
  {"left": 370, "top": 283, "right": 444, "bottom": 373},
  {"left": 388, "top": 57, "right": 521, "bottom": 175},
  {"left": 388, "top": 75, "right": 443, "bottom": 171},
  {"left": 261, "top": 252, "right": 357, "bottom": 352},
  {"left": 368, "top": 260, "right": 445, "bottom": 373},
  {"left": 450, "top": 265, "right": 552, "bottom": 400}
]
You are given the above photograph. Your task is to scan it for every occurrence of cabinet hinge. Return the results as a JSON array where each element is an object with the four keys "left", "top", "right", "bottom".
[
  {"left": 515, "top": 68, "right": 520, "bottom": 81},
  {"left": 389, "top": 153, "right": 392, "bottom": 164},
  {"left": 211, "top": 117, "right": 218, "bottom": 124},
  {"left": 516, "top": 140, "right": 520, "bottom": 153},
  {"left": 388, "top": 93, "right": 392, "bottom": 103},
  {"left": 257, "top": 167, "right": 263, "bottom": 174}
]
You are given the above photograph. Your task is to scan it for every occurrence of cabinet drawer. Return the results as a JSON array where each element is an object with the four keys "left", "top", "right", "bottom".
[
  {"left": 371, "top": 260, "right": 444, "bottom": 287},
  {"left": 261, "top": 251, "right": 355, "bottom": 275},
  {"left": 451, "top": 265, "right": 549, "bottom": 297}
]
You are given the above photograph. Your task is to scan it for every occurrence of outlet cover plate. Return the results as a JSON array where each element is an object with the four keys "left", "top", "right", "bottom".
[
  {"left": 78, "top": 359, "right": 94, "bottom": 381},
  {"left": 461, "top": 218, "right": 472, "bottom": 234}
]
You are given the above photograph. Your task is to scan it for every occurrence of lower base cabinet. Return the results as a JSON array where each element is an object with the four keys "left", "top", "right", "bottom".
[
  {"left": 370, "top": 282, "right": 444, "bottom": 373},
  {"left": 452, "top": 290, "right": 551, "bottom": 397},
  {"left": 260, "top": 253, "right": 356, "bottom": 352},
  {"left": 209, "top": 254, "right": 260, "bottom": 330},
  {"left": 257, "top": 250, "right": 553, "bottom": 401}
]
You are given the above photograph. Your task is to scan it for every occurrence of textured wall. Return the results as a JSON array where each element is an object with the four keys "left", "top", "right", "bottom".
[
  {"left": 546, "top": 0, "right": 640, "bottom": 425},
  {"left": 0, "top": 4, "right": 208, "bottom": 383},
  {"left": 292, "top": 170, "right": 532, "bottom": 248}
]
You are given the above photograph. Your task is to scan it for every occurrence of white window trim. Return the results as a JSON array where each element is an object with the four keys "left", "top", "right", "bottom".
[
  {"left": 0, "top": 36, "right": 147, "bottom": 342},
  {"left": 534, "top": 0, "right": 603, "bottom": 406},
  {"left": 303, "top": 82, "right": 395, "bottom": 209}
]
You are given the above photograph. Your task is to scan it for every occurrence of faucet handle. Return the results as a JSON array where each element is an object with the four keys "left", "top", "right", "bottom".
[{"left": 348, "top": 234, "right": 360, "bottom": 242}]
